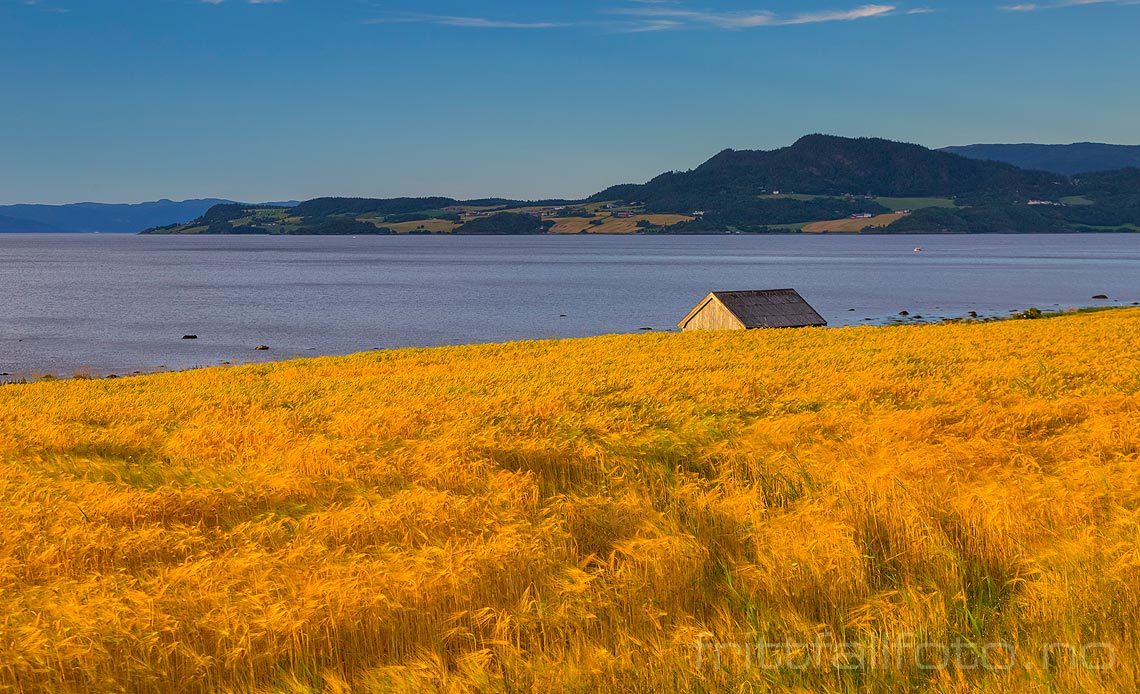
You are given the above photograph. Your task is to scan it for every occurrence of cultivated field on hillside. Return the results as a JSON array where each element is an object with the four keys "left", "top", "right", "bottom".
[
  {"left": 802, "top": 212, "right": 907, "bottom": 233},
  {"left": 382, "top": 219, "right": 459, "bottom": 234},
  {"left": 875, "top": 197, "right": 958, "bottom": 211},
  {"left": 549, "top": 214, "right": 692, "bottom": 234},
  {"left": 2, "top": 311, "right": 1139, "bottom": 692}
]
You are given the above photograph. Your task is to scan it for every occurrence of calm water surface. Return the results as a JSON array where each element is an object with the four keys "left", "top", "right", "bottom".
[{"left": 1, "top": 233, "right": 1138, "bottom": 378}]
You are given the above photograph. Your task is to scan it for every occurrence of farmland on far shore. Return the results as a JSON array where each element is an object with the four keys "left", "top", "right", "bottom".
[
  {"left": 380, "top": 219, "right": 461, "bottom": 234},
  {"left": 873, "top": 196, "right": 958, "bottom": 211},
  {"left": 758, "top": 195, "right": 956, "bottom": 212},
  {"left": 549, "top": 214, "right": 693, "bottom": 234},
  {"left": 144, "top": 136, "right": 1140, "bottom": 236},
  {"left": 802, "top": 212, "right": 908, "bottom": 233}
]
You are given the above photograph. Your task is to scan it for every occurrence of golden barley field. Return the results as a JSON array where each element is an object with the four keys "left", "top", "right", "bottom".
[{"left": 2, "top": 310, "right": 1140, "bottom": 692}]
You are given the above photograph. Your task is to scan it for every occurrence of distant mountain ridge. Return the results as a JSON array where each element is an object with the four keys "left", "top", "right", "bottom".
[
  {"left": 0, "top": 214, "right": 62, "bottom": 233},
  {"left": 0, "top": 199, "right": 298, "bottom": 233},
  {"left": 941, "top": 143, "right": 1140, "bottom": 176}
]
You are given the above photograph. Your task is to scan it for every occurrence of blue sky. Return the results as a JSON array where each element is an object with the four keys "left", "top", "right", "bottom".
[{"left": 1, "top": 0, "right": 1138, "bottom": 204}]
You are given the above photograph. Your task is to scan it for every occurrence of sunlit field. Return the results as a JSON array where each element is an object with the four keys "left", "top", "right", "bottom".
[
  {"left": 802, "top": 213, "right": 907, "bottom": 233},
  {"left": 2, "top": 310, "right": 1139, "bottom": 692}
]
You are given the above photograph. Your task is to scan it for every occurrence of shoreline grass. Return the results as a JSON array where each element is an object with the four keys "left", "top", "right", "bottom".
[{"left": 1, "top": 310, "right": 1139, "bottom": 691}]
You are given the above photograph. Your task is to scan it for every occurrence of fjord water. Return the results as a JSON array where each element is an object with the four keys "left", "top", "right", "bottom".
[{"left": 1, "top": 233, "right": 1138, "bottom": 378}]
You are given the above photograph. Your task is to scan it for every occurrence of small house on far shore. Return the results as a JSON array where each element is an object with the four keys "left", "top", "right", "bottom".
[{"left": 678, "top": 289, "right": 827, "bottom": 331}]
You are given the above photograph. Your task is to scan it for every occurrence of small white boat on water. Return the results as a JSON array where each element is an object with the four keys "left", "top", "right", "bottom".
[{"left": 914, "top": 246, "right": 925, "bottom": 253}]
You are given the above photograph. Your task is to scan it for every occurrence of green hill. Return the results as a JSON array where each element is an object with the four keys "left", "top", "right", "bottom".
[
  {"left": 594, "top": 135, "right": 1064, "bottom": 210},
  {"left": 594, "top": 135, "right": 1140, "bottom": 233}
]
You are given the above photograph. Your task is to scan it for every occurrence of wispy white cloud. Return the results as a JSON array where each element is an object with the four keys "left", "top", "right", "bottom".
[
  {"left": 19, "top": 0, "right": 70, "bottom": 12},
  {"left": 1001, "top": 0, "right": 1140, "bottom": 11},
  {"left": 362, "top": 2, "right": 935, "bottom": 32},
  {"left": 365, "top": 13, "right": 568, "bottom": 29},
  {"left": 607, "top": 3, "right": 902, "bottom": 29}
]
